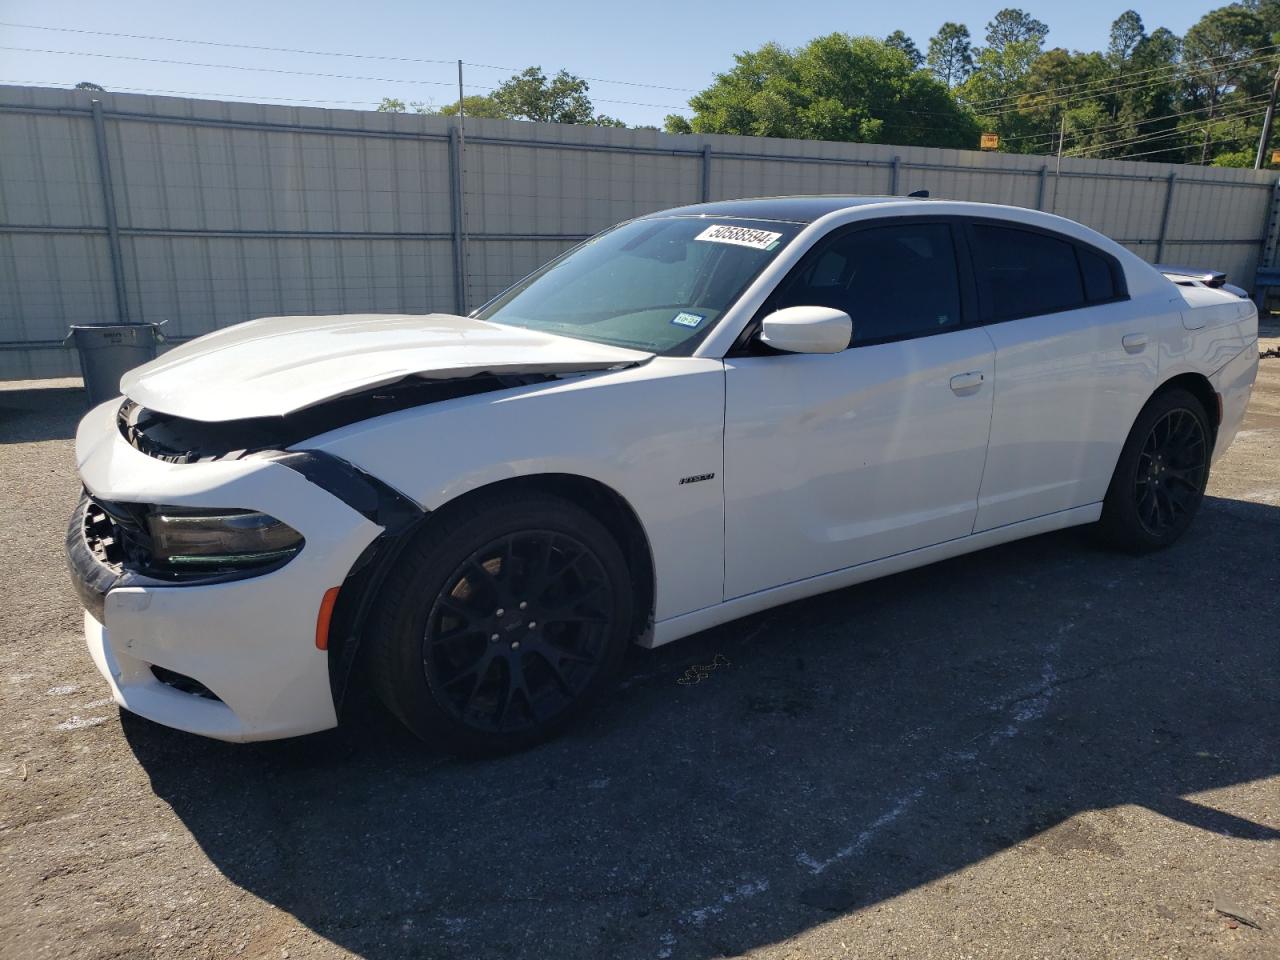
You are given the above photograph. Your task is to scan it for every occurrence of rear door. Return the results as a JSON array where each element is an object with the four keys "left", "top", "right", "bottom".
[
  {"left": 722, "top": 219, "right": 996, "bottom": 599},
  {"left": 967, "top": 221, "right": 1158, "bottom": 531}
]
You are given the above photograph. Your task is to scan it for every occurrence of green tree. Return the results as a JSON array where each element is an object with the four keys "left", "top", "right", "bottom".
[
  {"left": 1016, "top": 48, "right": 1111, "bottom": 154},
  {"left": 683, "top": 33, "right": 978, "bottom": 147},
  {"left": 491, "top": 67, "right": 623, "bottom": 125},
  {"left": 1210, "top": 147, "right": 1256, "bottom": 165},
  {"left": 1116, "top": 26, "right": 1183, "bottom": 161},
  {"left": 74, "top": 81, "right": 105, "bottom": 92},
  {"left": 962, "top": 7, "right": 1049, "bottom": 112},
  {"left": 664, "top": 114, "right": 694, "bottom": 134},
  {"left": 1182, "top": 4, "right": 1269, "bottom": 161},
  {"left": 885, "top": 30, "right": 924, "bottom": 68},
  {"left": 378, "top": 68, "right": 623, "bottom": 126},
  {"left": 1107, "top": 10, "right": 1146, "bottom": 64},
  {"left": 927, "top": 22, "right": 975, "bottom": 88},
  {"left": 958, "top": 36, "right": 1046, "bottom": 142},
  {"left": 434, "top": 94, "right": 510, "bottom": 119},
  {"left": 375, "top": 97, "right": 429, "bottom": 114},
  {"left": 1088, "top": 15, "right": 1184, "bottom": 160},
  {"left": 984, "top": 8, "right": 1049, "bottom": 49}
]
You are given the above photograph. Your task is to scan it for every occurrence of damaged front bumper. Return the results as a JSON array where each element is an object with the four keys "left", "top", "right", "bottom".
[{"left": 66, "top": 398, "right": 385, "bottom": 742}]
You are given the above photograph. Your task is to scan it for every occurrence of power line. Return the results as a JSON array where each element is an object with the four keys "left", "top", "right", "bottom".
[
  {"left": 963, "top": 41, "right": 1280, "bottom": 110},
  {"left": 0, "top": 44, "right": 461, "bottom": 87},
  {"left": 0, "top": 79, "right": 386, "bottom": 107},
  {"left": 964, "top": 52, "right": 1274, "bottom": 124},
  {"left": 460, "top": 60, "right": 698, "bottom": 93},
  {"left": 1065, "top": 104, "right": 1267, "bottom": 157},
  {"left": 1073, "top": 102, "right": 1267, "bottom": 153},
  {"left": 0, "top": 44, "right": 693, "bottom": 111},
  {"left": 970, "top": 50, "right": 1280, "bottom": 122},
  {"left": 1001, "top": 91, "right": 1271, "bottom": 146},
  {"left": 0, "top": 20, "right": 700, "bottom": 94}
]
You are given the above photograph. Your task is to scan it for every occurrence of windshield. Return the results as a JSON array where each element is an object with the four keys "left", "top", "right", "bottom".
[{"left": 474, "top": 217, "right": 803, "bottom": 354}]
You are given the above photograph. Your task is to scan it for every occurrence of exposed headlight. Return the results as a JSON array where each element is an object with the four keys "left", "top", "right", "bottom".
[{"left": 146, "top": 511, "right": 304, "bottom": 568}]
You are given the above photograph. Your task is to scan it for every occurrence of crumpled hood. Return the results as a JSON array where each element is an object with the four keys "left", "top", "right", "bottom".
[{"left": 120, "top": 313, "right": 652, "bottom": 422}]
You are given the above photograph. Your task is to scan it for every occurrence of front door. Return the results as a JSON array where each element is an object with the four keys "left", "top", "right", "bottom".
[{"left": 722, "top": 220, "right": 996, "bottom": 599}]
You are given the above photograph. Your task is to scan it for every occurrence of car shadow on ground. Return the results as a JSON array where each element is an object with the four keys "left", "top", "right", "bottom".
[
  {"left": 0, "top": 385, "right": 86, "bottom": 443},
  {"left": 123, "top": 496, "right": 1279, "bottom": 959}
]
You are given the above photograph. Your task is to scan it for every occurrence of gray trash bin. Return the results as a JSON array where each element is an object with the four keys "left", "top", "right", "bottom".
[{"left": 68, "top": 323, "right": 163, "bottom": 407}]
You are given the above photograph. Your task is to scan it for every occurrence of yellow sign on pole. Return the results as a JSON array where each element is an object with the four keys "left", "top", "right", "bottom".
[
  {"left": 980, "top": 133, "right": 999, "bottom": 151},
  {"left": 1271, "top": 148, "right": 1280, "bottom": 165}
]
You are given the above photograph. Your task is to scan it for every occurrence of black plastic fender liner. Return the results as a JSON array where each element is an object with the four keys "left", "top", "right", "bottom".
[{"left": 266, "top": 448, "right": 428, "bottom": 712}]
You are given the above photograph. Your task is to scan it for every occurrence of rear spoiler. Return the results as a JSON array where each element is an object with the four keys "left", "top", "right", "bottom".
[{"left": 1155, "top": 264, "right": 1227, "bottom": 288}]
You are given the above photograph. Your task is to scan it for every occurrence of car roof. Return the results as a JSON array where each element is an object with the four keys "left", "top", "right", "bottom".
[{"left": 641, "top": 195, "right": 918, "bottom": 224}]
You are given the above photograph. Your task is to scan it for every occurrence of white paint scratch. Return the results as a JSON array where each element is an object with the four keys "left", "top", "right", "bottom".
[
  {"left": 657, "top": 878, "right": 769, "bottom": 956},
  {"left": 685, "top": 878, "right": 769, "bottom": 926},
  {"left": 797, "top": 787, "right": 926, "bottom": 875},
  {"left": 654, "top": 622, "right": 1073, "bottom": 956},
  {"left": 46, "top": 684, "right": 79, "bottom": 696},
  {"left": 796, "top": 624, "right": 1070, "bottom": 876}
]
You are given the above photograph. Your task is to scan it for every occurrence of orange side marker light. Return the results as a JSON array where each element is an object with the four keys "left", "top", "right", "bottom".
[{"left": 315, "top": 586, "right": 341, "bottom": 650}]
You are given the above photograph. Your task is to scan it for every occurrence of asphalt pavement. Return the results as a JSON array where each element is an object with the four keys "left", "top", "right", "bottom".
[{"left": 1, "top": 354, "right": 1276, "bottom": 960}]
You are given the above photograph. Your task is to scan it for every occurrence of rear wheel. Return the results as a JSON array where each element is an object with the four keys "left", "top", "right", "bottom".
[
  {"left": 369, "top": 493, "right": 633, "bottom": 756},
  {"left": 1096, "top": 387, "right": 1212, "bottom": 552}
]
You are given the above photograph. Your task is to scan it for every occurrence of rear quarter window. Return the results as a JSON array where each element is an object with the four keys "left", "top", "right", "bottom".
[
  {"left": 971, "top": 224, "right": 1085, "bottom": 320},
  {"left": 1076, "top": 245, "right": 1119, "bottom": 302}
]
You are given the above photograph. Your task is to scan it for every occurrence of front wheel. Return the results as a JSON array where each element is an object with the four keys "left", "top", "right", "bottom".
[
  {"left": 1096, "top": 387, "right": 1212, "bottom": 553},
  {"left": 369, "top": 493, "right": 634, "bottom": 756}
]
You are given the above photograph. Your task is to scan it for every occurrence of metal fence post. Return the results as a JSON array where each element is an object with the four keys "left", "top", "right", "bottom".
[
  {"left": 1155, "top": 172, "right": 1178, "bottom": 263},
  {"left": 1036, "top": 165, "right": 1048, "bottom": 210},
  {"left": 890, "top": 156, "right": 901, "bottom": 195},
  {"left": 1259, "top": 178, "right": 1280, "bottom": 269},
  {"left": 701, "top": 144, "right": 712, "bottom": 202},
  {"left": 448, "top": 125, "right": 468, "bottom": 315},
  {"left": 89, "top": 99, "right": 129, "bottom": 324}
]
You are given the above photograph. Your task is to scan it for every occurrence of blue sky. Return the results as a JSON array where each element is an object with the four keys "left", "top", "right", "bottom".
[{"left": 0, "top": 0, "right": 1227, "bottom": 125}]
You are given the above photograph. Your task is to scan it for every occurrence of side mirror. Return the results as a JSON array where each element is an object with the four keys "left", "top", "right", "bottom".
[{"left": 758, "top": 306, "right": 852, "bottom": 354}]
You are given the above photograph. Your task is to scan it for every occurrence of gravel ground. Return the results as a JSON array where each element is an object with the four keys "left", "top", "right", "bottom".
[{"left": 1, "top": 353, "right": 1277, "bottom": 960}]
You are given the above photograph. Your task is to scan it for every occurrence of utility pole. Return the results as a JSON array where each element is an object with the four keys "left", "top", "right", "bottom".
[
  {"left": 456, "top": 59, "right": 466, "bottom": 141},
  {"left": 1055, "top": 112, "right": 1066, "bottom": 175},
  {"left": 1255, "top": 62, "right": 1280, "bottom": 170},
  {"left": 455, "top": 59, "right": 469, "bottom": 314}
]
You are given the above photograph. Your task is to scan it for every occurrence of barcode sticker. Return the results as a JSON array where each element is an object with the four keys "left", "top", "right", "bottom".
[{"left": 694, "top": 224, "right": 783, "bottom": 250}]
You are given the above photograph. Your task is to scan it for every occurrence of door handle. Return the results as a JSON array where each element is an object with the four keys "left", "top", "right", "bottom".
[
  {"left": 1122, "top": 333, "right": 1149, "bottom": 352},
  {"left": 949, "top": 371, "right": 984, "bottom": 395}
]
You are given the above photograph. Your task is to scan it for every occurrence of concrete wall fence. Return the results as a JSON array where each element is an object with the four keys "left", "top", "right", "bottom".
[{"left": 2, "top": 83, "right": 1278, "bottom": 380}]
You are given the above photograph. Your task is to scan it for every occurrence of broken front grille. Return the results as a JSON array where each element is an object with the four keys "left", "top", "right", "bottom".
[{"left": 82, "top": 495, "right": 153, "bottom": 571}]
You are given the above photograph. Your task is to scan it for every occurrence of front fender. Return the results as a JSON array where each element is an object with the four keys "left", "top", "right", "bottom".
[{"left": 304, "top": 358, "right": 727, "bottom": 622}]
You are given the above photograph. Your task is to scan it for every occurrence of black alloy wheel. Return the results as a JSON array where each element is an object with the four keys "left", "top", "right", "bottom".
[
  {"left": 368, "top": 492, "right": 633, "bottom": 756},
  {"left": 424, "top": 531, "right": 614, "bottom": 734},
  {"left": 1133, "top": 408, "right": 1208, "bottom": 536},
  {"left": 1097, "top": 386, "right": 1212, "bottom": 552}
]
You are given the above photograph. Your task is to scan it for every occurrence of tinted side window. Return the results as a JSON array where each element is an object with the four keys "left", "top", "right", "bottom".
[
  {"left": 971, "top": 224, "right": 1086, "bottom": 320},
  {"left": 1076, "top": 245, "right": 1118, "bottom": 302},
  {"left": 774, "top": 223, "right": 963, "bottom": 344}
]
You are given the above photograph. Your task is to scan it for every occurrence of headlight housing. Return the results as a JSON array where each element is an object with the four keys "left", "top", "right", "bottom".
[{"left": 146, "top": 510, "right": 304, "bottom": 569}]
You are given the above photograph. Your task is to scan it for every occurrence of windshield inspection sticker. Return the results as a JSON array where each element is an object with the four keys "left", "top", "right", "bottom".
[
  {"left": 695, "top": 224, "right": 784, "bottom": 250},
  {"left": 671, "top": 311, "right": 704, "bottom": 328}
]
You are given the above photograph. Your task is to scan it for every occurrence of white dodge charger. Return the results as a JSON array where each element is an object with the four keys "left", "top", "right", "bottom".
[{"left": 67, "top": 196, "right": 1259, "bottom": 754}]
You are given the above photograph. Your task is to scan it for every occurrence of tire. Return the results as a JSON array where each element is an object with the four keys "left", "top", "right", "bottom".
[
  {"left": 368, "top": 491, "right": 634, "bottom": 757},
  {"left": 1095, "top": 387, "right": 1213, "bottom": 553}
]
